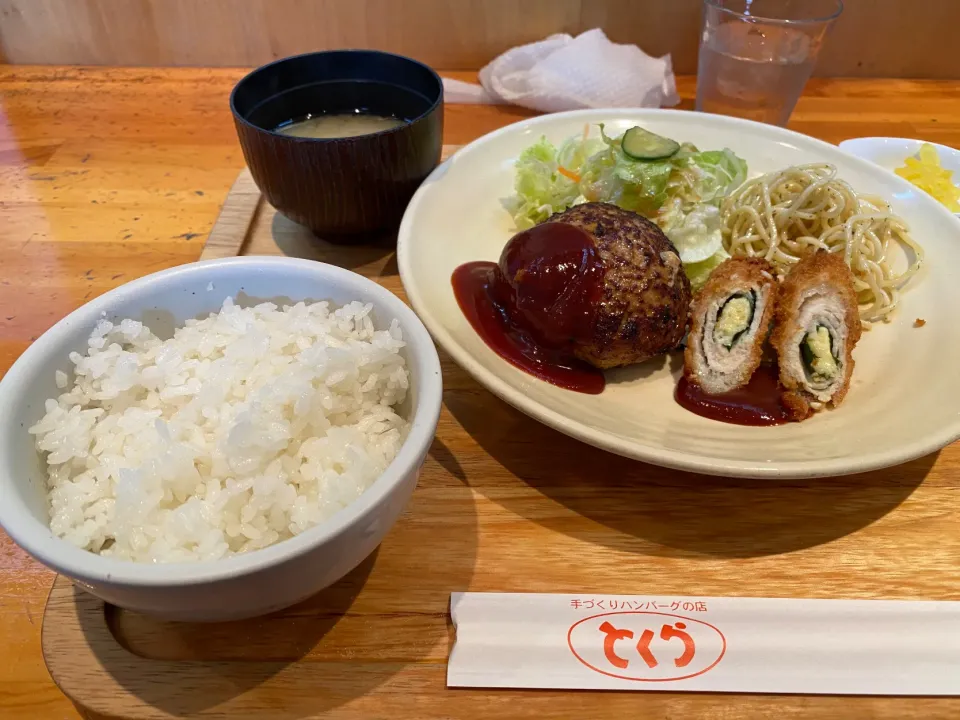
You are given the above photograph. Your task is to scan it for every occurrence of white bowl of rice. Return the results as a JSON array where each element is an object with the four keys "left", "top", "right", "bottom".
[{"left": 0, "top": 256, "right": 442, "bottom": 621}]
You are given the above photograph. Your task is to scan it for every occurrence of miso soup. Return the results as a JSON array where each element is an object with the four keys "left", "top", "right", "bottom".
[{"left": 276, "top": 113, "right": 406, "bottom": 139}]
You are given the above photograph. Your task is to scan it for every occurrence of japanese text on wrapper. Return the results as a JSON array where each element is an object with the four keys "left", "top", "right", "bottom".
[{"left": 569, "top": 598, "right": 709, "bottom": 612}]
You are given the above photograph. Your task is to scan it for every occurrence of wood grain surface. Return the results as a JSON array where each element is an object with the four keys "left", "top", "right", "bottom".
[
  {"left": 2, "top": 0, "right": 960, "bottom": 79},
  {"left": 197, "top": 145, "right": 461, "bottom": 261},
  {"left": 2, "top": 65, "right": 960, "bottom": 719},
  {"left": 198, "top": 168, "right": 262, "bottom": 261}
]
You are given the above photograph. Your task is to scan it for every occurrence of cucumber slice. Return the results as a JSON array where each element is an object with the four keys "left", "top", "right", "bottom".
[{"left": 621, "top": 126, "right": 681, "bottom": 160}]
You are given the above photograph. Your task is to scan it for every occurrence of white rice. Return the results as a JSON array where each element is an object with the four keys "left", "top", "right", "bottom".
[{"left": 29, "top": 297, "right": 410, "bottom": 563}]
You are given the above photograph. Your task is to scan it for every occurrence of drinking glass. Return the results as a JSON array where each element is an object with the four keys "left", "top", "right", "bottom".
[{"left": 696, "top": 0, "right": 843, "bottom": 126}]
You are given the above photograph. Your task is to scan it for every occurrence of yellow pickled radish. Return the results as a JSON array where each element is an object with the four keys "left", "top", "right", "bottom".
[{"left": 895, "top": 142, "right": 960, "bottom": 211}]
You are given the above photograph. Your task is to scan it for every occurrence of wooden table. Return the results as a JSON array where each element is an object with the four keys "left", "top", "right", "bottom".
[{"left": 2, "top": 66, "right": 960, "bottom": 719}]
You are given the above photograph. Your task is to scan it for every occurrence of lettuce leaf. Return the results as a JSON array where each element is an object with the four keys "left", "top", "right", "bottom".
[
  {"left": 557, "top": 132, "right": 606, "bottom": 175},
  {"left": 659, "top": 200, "right": 724, "bottom": 264},
  {"left": 505, "top": 127, "right": 748, "bottom": 294},
  {"left": 684, "top": 247, "right": 731, "bottom": 293},
  {"left": 688, "top": 149, "right": 748, "bottom": 203},
  {"left": 579, "top": 131, "right": 674, "bottom": 217},
  {"left": 576, "top": 128, "right": 747, "bottom": 220},
  {"left": 506, "top": 137, "right": 582, "bottom": 229}
]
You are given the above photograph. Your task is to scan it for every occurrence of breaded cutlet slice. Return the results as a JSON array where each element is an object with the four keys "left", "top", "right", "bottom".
[
  {"left": 771, "top": 252, "right": 862, "bottom": 421},
  {"left": 684, "top": 257, "right": 778, "bottom": 395}
]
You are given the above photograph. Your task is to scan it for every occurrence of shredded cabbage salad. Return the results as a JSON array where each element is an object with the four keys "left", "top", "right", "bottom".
[{"left": 505, "top": 124, "right": 748, "bottom": 291}]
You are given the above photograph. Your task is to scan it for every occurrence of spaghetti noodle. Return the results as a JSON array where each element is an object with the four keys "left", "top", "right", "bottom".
[{"left": 721, "top": 163, "right": 924, "bottom": 323}]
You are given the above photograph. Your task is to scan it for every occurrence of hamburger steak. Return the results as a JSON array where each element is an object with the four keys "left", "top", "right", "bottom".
[{"left": 510, "top": 202, "right": 692, "bottom": 369}]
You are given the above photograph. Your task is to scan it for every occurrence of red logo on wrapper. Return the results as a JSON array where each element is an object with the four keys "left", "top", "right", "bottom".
[{"left": 567, "top": 612, "right": 726, "bottom": 681}]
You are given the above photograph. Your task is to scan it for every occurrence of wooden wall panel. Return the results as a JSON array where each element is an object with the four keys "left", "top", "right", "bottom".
[
  {"left": 816, "top": 1, "right": 960, "bottom": 80},
  {"left": 583, "top": 0, "right": 960, "bottom": 79},
  {"left": 0, "top": 0, "right": 956, "bottom": 78},
  {"left": 0, "top": 0, "right": 582, "bottom": 69}
]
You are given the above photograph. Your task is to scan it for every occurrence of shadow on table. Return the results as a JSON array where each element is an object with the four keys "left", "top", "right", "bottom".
[
  {"left": 270, "top": 211, "right": 398, "bottom": 277},
  {"left": 446, "top": 389, "right": 935, "bottom": 559},
  {"left": 74, "top": 552, "right": 377, "bottom": 718},
  {"left": 75, "top": 436, "right": 480, "bottom": 717}
]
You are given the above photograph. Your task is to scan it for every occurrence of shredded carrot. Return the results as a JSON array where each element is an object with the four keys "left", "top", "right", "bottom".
[{"left": 557, "top": 166, "right": 581, "bottom": 183}]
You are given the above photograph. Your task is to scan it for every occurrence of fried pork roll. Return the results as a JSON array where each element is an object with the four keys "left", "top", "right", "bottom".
[
  {"left": 683, "top": 258, "right": 777, "bottom": 394},
  {"left": 771, "top": 252, "right": 863, "bottom": 421}
]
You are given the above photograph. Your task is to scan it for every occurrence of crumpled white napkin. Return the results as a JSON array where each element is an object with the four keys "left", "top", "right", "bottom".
[{"left": 443, "top": 29, "right": 679, "bottom": 111}]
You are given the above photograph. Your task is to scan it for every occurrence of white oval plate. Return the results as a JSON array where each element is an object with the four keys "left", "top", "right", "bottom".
[
  {"left": 838, "top": 137, "right": 960, "bottom": 218},
  {"left": 398, "top": 109, "right": 960, "bottom": 478}
]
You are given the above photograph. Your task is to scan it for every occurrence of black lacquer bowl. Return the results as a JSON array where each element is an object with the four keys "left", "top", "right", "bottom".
[{"left": 230, "top": 50, "right": 443, "bottom": 239}]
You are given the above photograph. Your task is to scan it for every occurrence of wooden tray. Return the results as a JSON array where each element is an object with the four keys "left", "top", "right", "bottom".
[{"left": 42, "top": 149, "right": 960, "bottom": 719}]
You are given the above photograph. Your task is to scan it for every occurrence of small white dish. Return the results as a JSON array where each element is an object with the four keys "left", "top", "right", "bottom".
[
  {"left": 839, "top": 137, "right": 960, "bottom": 217},
  {"left": 0, "top": 257, "right": 443, "bottom": 621},
  {"left": 398, "top": 109, "right": 960, "bottom": 479}
]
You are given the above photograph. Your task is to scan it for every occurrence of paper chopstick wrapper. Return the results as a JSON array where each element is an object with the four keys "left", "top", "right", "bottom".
[
  {"left": 449, "top": 592, "right": 960, "bottom": 694},
  {"left": 442, "top": 78, "right": 504, "bottom": 105}
]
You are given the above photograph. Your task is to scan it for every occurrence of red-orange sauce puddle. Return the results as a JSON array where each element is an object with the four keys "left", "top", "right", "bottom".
[{"left": 675, "top": 365, "right": 791, "bottom": 426}]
